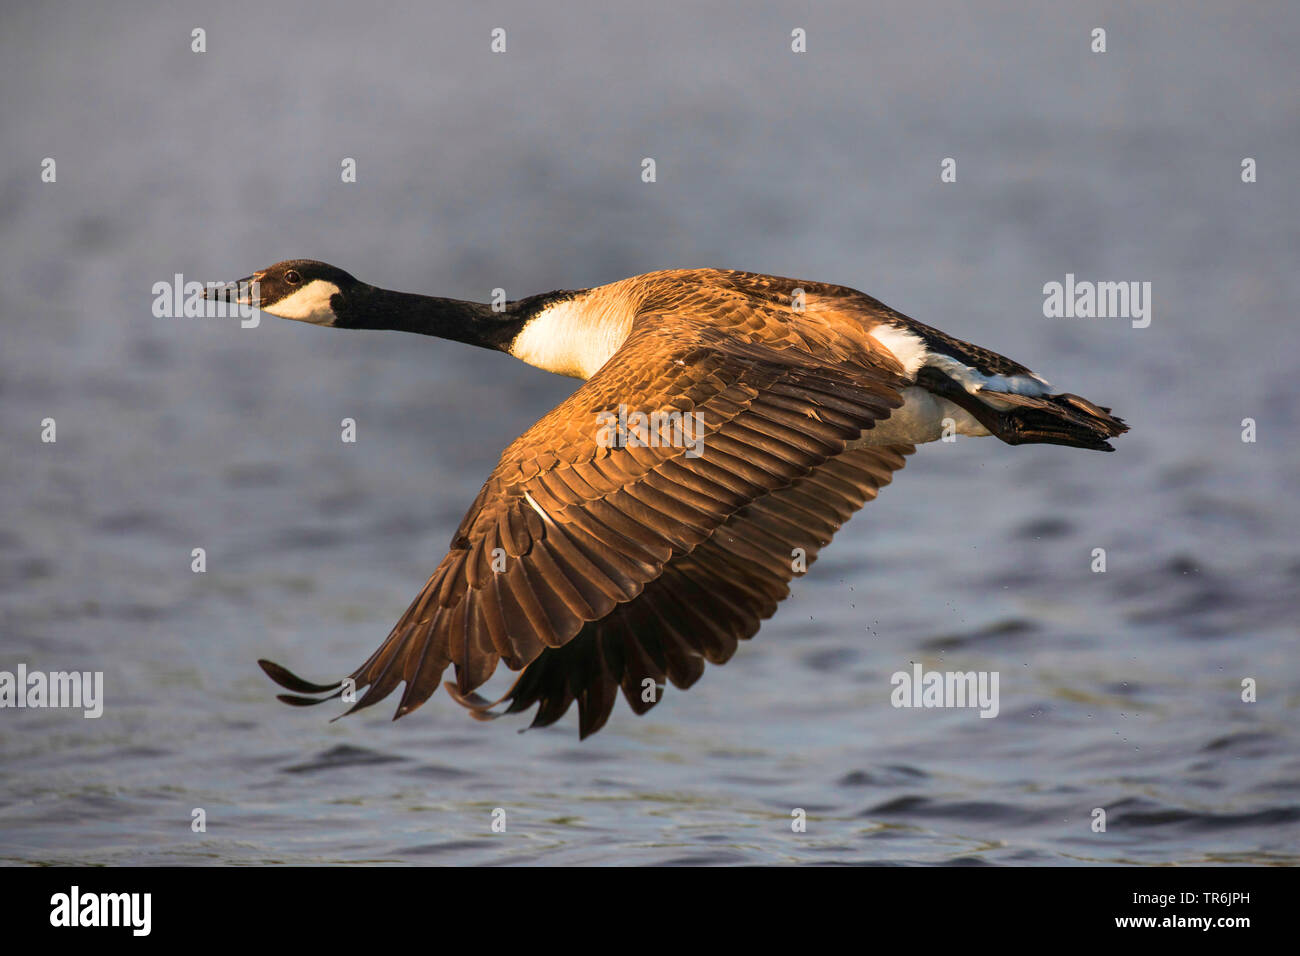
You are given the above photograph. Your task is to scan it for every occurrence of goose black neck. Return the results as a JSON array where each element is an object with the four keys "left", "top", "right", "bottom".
[{"left": 338, "top": 285, "right": 545, "bottom": 352}]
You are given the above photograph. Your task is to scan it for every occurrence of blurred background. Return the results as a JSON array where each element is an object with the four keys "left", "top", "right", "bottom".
[{"left": 1, "top": 0, "right": 1296, "bottom": 864}]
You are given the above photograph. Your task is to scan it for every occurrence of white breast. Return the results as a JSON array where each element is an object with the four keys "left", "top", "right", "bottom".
[{"left": 508, "top": 294, "right": 635, "bottom": 379}]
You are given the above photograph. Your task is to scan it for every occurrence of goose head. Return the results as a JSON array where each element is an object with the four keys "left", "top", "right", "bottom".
[{"left": 206, "top": 259, "right": 360, "bottom": 326}]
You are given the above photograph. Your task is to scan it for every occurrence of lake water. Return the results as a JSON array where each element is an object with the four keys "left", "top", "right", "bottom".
[{"left": 1, "top": 0, "right": 1297, "bottom": 865}]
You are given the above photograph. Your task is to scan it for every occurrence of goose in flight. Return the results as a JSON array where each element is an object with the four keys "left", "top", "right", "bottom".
[{"left": 204, "top": 261, "right": 1126, "bottom": 738}]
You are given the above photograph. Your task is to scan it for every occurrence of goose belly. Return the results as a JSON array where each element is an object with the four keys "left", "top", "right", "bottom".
[{"left": 853, "top": 386, "right": 989, "bottom": 446}]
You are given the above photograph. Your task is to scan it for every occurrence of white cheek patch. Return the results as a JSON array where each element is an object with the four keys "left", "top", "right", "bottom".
[{"left": 262, "top": 280, "right": 341, "bottom": 325}]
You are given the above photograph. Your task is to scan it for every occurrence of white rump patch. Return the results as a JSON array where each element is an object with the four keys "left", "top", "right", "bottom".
[
  {"left": 261, "top": 280, "right": 341, "bottom": 325},
  {"left": 869, "top": 323, "right": 928, "bottom": 376},
  {"left": 925, "top": 353, "right": 1052, "bottom": 398},
  {"left": 870, "top": 322, "right": 1051, "bottom": 399},
  {"left": 863, "top": 320, "right": 1056, "bottom": 440}
]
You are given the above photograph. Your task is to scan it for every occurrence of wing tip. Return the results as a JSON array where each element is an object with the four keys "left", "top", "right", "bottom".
[{"left": 258, "top": 658, "right": 342, "bottom": 695}]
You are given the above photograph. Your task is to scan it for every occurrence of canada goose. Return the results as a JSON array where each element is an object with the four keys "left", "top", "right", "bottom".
[{"left": 203, "top": 260, "right": 1127, "bottom": 738}]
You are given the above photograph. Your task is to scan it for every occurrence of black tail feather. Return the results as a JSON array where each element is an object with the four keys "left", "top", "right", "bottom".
[{"left": 916, "top": 367, "right": 1128, "bottom": 452}]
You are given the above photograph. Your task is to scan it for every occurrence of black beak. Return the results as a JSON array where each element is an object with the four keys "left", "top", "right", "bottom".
[{"left": 201, "top": 273, "right": 262, "bottom": 306}]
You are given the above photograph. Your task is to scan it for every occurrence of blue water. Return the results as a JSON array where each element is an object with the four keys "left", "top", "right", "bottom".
[{"left": 1, "top": 0, "right": 1297, "bottom": 864}]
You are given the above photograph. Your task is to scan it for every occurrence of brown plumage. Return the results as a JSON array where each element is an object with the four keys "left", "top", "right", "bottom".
[{"left": 224, "top": 264, "right": 1127, "bottom": 738}]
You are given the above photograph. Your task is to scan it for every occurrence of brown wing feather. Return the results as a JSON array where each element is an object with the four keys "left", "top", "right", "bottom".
[
  {"left": 446, "top": 443, "right": 915, "bottom": 738},
  {"left": 260, "top": 311, "right": 908, "bottom": 729}
]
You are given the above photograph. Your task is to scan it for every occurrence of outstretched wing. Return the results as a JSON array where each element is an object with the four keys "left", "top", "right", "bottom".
[
  {"left": 261, "top": 312, "right": 909, "bottom": 730},
  {"left": 447, "top": 442, "right": 914, "bottom": 737}
]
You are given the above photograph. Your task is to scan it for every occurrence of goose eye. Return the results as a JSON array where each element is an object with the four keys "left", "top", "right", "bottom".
[{"left": 284, "top": 270, "right": 301, "bottom": 285}]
